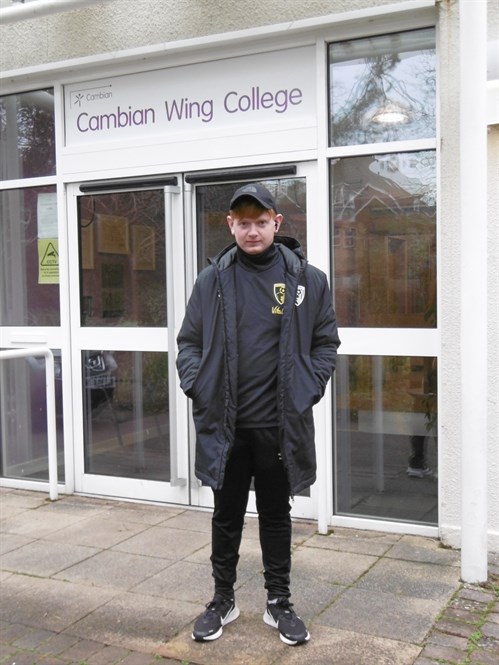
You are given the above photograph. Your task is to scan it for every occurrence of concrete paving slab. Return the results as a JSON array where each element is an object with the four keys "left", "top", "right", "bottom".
[
  {"left": 4, "top": 495, "right": 101, "bottom": 530},
  {"left": 0, "top": 490, "right": 48, "bottom": 511},
  {"left": 42, "top": 512, "right": 150, "bottom": 548},
  {"left": 291, "top": 545, "right": 378, "bottom": 585},
  {"left": 0, "top": 532, "right": 34, "bottom": 556},
  {"left": 286, "top": 574, "right": 345, "bottom": 620},
  {"left": 304, "top": 530, "right": 399, "bottom": 557},
  {"left": 271, "top": 624, "right": 422, "bottom": 665},
  {"left": 234, "top": 534, "right": 267, "bottom": 573},
  {"left": 0, "top": 570, "right": 13, "bottom": 583},
  {"left": 54, "top": 549, "right": 171, "bottom": 591},
  {"left": 112, "top": 524, "right": 211, "bottom": 559},
  {"left": 290, "top": 518, "right": 318, "bottom": 543},
  {"left": 236, "top": 515, "right": 260, "bottom": 540},
  {"left": 183, "top": 541, "right": 212, "bottom": 565},
  {"left": 385, "top": 534, "right": 460, "bottom": 566},
  {"left": 0, "top": 506, "right": 32, "bottom": 523},
  {"left": 317, "top": 586, "right": 444, "bottom": 642},
  {"left": 132, "top": 559, "right": 218, "bottom": 603},
  {"left": 98, "top": 502, "right": 184, "bottom": 526},
  {"left": 238, "top": 516, "right": 317, "bottom": 544},
  {"left": 0, "top": 539, "right": 99, "bottom": 577},
  {"left": 357, "top": 557, "right": 461, "bottom": 600},
  {"left": 182, "top": 532, "right": 269, "bottom": 588},
  {"left": 232, "top": 566, "right": 340, "bottom": 621},
  {"left": 64, "top": 591, "right": 197, "bottom": 653},
  {"left": 0, "top": 509, "right": 80, "bottom": 539},
  {"left": 159, "top": 507, "right": 212, "bottom": 532},
  {"left": 156, "top": 613, "right": 289, "bottom": 665},
  {"left": 35, "top": 496, "right": 110, "bottom": 517},
  {"left": 0, "top": 574, "right": 117, "bottom": 632},
  {"left": 229, "top": 573, "right": 271, "bottom": 616}
]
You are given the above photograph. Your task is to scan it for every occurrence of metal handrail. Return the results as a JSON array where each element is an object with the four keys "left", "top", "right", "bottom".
[{"left": 0, "top": 346, "right": 58, "bottom": 500}]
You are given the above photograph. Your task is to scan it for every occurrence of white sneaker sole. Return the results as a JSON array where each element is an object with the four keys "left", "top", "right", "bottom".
[
  {"left": 192, "top": 604, "right": 240, "bottom": 641},
  {"left": 407, "top": 467, "right": 433, "bottom": 478}
]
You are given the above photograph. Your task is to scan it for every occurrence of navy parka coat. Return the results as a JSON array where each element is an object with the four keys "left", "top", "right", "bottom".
[{"left": 176, "top": 237, "right": 340, "bottom": 495}]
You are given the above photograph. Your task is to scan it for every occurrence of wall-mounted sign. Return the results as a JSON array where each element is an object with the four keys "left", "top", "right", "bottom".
[{"left": 64, "top": 46, "right": 316, "bottom": 146}]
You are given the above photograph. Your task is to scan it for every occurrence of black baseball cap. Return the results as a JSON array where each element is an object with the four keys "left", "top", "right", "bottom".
[{"left": 229, "top": 183, "right": 277, "bottom": 211}]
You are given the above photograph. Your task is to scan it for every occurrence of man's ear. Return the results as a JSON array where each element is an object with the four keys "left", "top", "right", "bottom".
[
  {"left": 227, "top": 215, "right": 235, "bottom": 235},
  {"left": 274, "top": 213, "right": 283, "bottom": 232}
]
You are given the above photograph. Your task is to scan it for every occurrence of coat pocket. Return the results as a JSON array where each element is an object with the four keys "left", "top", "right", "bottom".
[{"left": 288, "top": 354, "right": 321, "bottom": 415}]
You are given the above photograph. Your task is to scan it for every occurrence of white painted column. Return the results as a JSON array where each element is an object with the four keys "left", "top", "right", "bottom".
[{"left": 459, "top": 0, "right": 488, "bottom": 583}]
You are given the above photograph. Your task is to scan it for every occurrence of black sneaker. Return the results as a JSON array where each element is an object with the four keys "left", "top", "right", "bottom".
[
  {"left": 407, "top": 465, "right": 433, "bottom": 478},
  {"left": 263, "top": 598, "right": 310, "bottom": 646},
  {"left": 191, "top": 596, "right": 239, "bottom": 642}
]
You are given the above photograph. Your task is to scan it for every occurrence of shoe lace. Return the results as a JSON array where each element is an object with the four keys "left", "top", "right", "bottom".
[
  {"left": 271, "top": 597, "right": 295, "bottom": 616},
  {"left": 206, "top": 597, "right": 231, "bottom": 614}
]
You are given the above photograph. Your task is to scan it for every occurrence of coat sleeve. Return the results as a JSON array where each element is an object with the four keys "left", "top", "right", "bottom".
[
  {"left": 310, "top": 274, "right": 341, "bottom": 398},
  {"left": 176, "top": 279, "right": 204, "bottom": 398}
]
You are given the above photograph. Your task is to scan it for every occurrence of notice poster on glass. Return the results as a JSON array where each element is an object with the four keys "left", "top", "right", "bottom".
[{"left": 37, "top": 192, "right": 59, "bottom": 284}]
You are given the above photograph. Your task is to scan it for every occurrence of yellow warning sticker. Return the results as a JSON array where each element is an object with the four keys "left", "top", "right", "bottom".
[{"left": 38, "top": 238, "right": 59, "bottom": 284}]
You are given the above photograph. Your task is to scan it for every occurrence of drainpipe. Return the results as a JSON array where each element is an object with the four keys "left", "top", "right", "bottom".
[
  {"left": 0, "top": 0, "right": 116, "bottom": 24},
  {"left": 459, "top": 0, "right": 488, "bottom": 583}
]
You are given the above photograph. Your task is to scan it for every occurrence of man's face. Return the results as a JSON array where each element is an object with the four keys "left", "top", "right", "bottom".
[{"left": 227, "top": 203, "right": 283, "bottom": 255}]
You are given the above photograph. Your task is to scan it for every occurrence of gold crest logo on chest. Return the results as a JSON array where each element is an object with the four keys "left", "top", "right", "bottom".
[{"left": 273, "top": 283, "right": 286, "bottom": 305}]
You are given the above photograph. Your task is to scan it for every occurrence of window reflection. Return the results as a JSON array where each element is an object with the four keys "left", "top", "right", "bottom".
[
  {"left": 0, "top": 186, "right": 60, "bottom": 326},
  {"left": 196, "top": 178, "right": 307, "bottom": 271},
  {"left": 0, "top": 89, "right": 56, "bottom": 180},
  {"left": 335, "top": 355, "right": 438, "bottom": 525},
  {"left": 329, "top": 29, "right": 435, "bottom": 146},
  {"left": 78, "top": 190, "right": 167, "bottom": 327},
  {"left": 0, "top": 351, "right": 65, "bottom": 482},
  {"left": 83, "top": 350, "right": 170, "bottom": 481},
  {"left": 331, "top": 152, "right": 436, "bottom": 327}
]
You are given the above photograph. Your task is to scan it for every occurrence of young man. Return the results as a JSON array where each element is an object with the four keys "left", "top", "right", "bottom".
[{"left": 176, "top": 183, "right": 340, "bottom": 646}]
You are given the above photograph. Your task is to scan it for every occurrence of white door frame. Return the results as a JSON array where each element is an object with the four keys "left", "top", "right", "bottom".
[{"left": 66, "top": 181, "right": 190, "bottom": 504}]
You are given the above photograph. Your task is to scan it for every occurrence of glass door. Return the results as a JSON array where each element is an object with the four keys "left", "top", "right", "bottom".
[
  {"left": 67, "top": 181, "right": 189, "bottom": 504},
  {"left": 184, "top": 163, "right": 324, "bottom": 520}
]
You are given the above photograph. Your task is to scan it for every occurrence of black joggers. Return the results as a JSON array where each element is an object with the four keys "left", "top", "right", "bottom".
[{"left": 211, "top": 427, "right": 292, "bottom": 600}]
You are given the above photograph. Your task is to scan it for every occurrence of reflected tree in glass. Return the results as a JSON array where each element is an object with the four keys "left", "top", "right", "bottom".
[
  {"left": 0, "top": 89, "right": 56, "bottom": 180},
  {"left": 331, "top": 151, "right": 436, "bottom": 328},
  {"left": 329, "top": 29, "right": 436, "bottom": 146}
]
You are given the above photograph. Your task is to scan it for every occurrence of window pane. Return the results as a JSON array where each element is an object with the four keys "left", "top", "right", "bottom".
[
  {"left": 329, "top": 29, "right": 435, "bottom": 146},
  {"left": 335, "top": 355, "right": 438, "bottom": 525},
  {"left": 78, "top": 190, "right": 166, "bottom": 327},
  {"left": 0, "top": 351, "right": 65, "bottom": 482},
  {"left": 331, "top": 151, "right": 436, "bottom": 327},
  {"left": 0, "top": 89, "right": 56, "bottom": 179},
  {"left": 83, "top": 350, "right": 170, "bottom": 481},
  {"left": 0, "top": 186, "right": 60, "bottom": 326},
  {"left": 196, "top": 177, "right": 307, "bottom": 271}
]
